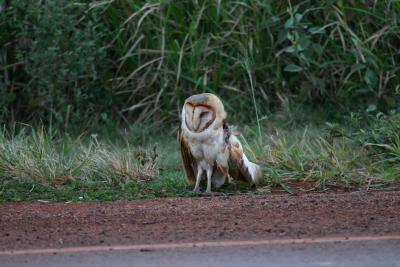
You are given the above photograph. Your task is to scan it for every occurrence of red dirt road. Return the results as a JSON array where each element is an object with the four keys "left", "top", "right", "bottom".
[{"left": 0, "top": 190, "right": 399, "bottom": 251}]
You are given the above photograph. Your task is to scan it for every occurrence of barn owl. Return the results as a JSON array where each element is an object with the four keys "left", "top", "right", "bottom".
[{"left": 178, "top": 93, "right": 262, "bottom": 194}]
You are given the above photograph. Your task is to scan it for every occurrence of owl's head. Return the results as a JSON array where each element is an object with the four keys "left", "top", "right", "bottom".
[{"left": 182, "top": 93, "right": 226, "bottom": 133}]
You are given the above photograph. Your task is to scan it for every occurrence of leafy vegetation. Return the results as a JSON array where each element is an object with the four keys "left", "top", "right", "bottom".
[
  {"left": 1, "top": 110, "right": 399, "bottom": 202},
  {"left": 0, "top": 1, "right": 399, "bottom": 201},
  {"left": 1, "top": 0, "right": 399, "bottom": 128}
]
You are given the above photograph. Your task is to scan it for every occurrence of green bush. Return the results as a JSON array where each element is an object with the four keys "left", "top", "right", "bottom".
[
  {"left": 1, "top": 1, "right": 113, "bottom": 127},
  {"left": 1, "top": 0, "right": 399, "bottom": 127}
]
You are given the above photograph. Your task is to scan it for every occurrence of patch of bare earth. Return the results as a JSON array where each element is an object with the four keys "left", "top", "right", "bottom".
[{"left": 0, "top": 190, "right": 399, "bottom": 251}]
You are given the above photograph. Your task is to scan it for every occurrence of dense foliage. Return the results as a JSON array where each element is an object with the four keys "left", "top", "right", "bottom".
[{"left": 1, "top": 0, "right": 399, "bottom": 128}]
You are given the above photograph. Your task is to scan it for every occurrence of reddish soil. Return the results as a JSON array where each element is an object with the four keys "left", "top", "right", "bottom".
[{"left": 0, "top": 190, "right": 400, "bottom": 251}]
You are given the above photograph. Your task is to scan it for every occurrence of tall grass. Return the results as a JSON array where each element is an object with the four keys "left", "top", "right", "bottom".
[
  {"left": 1, "top": 0, "right": 399, "bottom": 127},
  {"left": 239, "top": 108, "right": 400, "bottom": 189},
  {"left": 0, "top": 127, "right": 158, "bottom": 184},
  {"left": 0, "top": 112, "right": 398, "bottom": 200}
]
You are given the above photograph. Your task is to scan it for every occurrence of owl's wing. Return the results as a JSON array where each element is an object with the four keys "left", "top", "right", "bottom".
[
  {"left": 178, "top": 127, "right": 197, "bottom": 184},
  {"left": 227, "top": 135, "right": 262, "bottom": 187}
]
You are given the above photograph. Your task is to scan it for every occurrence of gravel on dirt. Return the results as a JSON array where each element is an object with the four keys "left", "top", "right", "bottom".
[{"left": 0, "top": 190, "right": 399, "bottom": 251}]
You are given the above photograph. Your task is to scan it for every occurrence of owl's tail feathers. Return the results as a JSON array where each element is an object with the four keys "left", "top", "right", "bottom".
[{"left": 242, "top": 154, "right": 262, "bottom": 187}]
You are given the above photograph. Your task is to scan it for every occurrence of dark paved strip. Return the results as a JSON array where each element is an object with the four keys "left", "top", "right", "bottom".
[{"left": 1, "top": 239, "right": 399, "bottom": 267}]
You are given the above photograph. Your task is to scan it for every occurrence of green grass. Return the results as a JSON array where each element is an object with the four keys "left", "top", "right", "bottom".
[
  {"left": 0, "top": 170, "right": 190, "bottom": 203},
  {"left": 0, "top": 170, "right": 267, "bottom": 203},
  {"left": 0, "top": 110, "right": 399, "bottom": 202},
  {"left": 0, "top": 127, "right": 158, "bottom": 184}
]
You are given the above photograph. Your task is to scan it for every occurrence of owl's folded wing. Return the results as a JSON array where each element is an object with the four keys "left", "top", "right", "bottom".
[
  {"left": 227, "top": 136, "right": 262, "bottom": 187},
  {"left": 178, "top": 127, "right": 197, "bottom": 184}
]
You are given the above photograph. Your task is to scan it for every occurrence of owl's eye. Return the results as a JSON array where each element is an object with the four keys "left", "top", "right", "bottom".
[{"left": 200, "top": 112, "right": 209, "bottom": 118}]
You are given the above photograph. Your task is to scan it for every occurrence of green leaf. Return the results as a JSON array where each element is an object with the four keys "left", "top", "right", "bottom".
[
  {"left": 284, "top": 18, "right": 294, "bottom": 29},
  {"left": 312, "top": 43, "right": 323, "bottom": 55},
  {"left": 364, "top": 69, "right": 376, "bottom": 86},
  {"left": 265, "top": 16, "right": 280, "bottom": 27},
  {"left": 366, "top": 104, "right": 377, "bottom": 113},
  {"left": 308, "top": 27, "right": 325, "bottom": 34},
  {"left": 295, "top": 13, "right": 303, "bottom": 22},
  {"left": 271, "top": 16, "right": 280, "bottom": 22},
  {"left": 351, "top": 64, "right": 365, "bottom": 72},
  {"left": 296, "top": 43, "right": 305, "bottom": 52},
  {"left": 284, "top": 46, "right": 296, "bottom": 53},
  {"left": 284, "top": 64, "right": 303, "bottom": 72}
]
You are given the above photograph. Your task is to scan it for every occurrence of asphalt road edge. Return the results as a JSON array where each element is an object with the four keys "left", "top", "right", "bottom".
[{"left": 1, "top": 235, "right": 400, "bottom": 256}]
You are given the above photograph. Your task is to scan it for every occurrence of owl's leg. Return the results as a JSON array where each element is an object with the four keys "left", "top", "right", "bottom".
[
  {"left": 205, "top": 168, "right": 213, "bottom": 194},
  {"left": 217, "top": 148, "right": 232, "bottom": 184},
  {"left": 217, "top": 165, "right": 232, "bottom": 184},
  {"left": 227, "top": 174, "right": 234, "bottom": 184},
  {"left": 193, "top": 168, "right": 202, "bottom": 193}
]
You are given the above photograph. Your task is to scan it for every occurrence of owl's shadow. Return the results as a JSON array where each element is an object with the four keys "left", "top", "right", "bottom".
[{"left": 184, "top": 180, "right": 257, "bottom": 197}]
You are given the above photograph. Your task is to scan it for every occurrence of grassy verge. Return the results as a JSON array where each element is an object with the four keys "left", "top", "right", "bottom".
[
  {"left": 0, "top": 126, "right": 257, "bottom": 202},
  {"left": 0, "top": 111, "right": 399, "bottom": 202},
  {"left": 0, "top": 170, "right": 188, "bottom": 202},
  {"left": 248, "top": 109, "right": 400, "bottom": 190}
]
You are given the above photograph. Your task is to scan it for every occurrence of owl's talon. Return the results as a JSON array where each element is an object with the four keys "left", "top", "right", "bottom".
[
  {"left": 193, "top": 187, "right": 201, "bottom": 194},
  {"left": 229, "top": 182, "right": 238, "bottom": 191}
]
